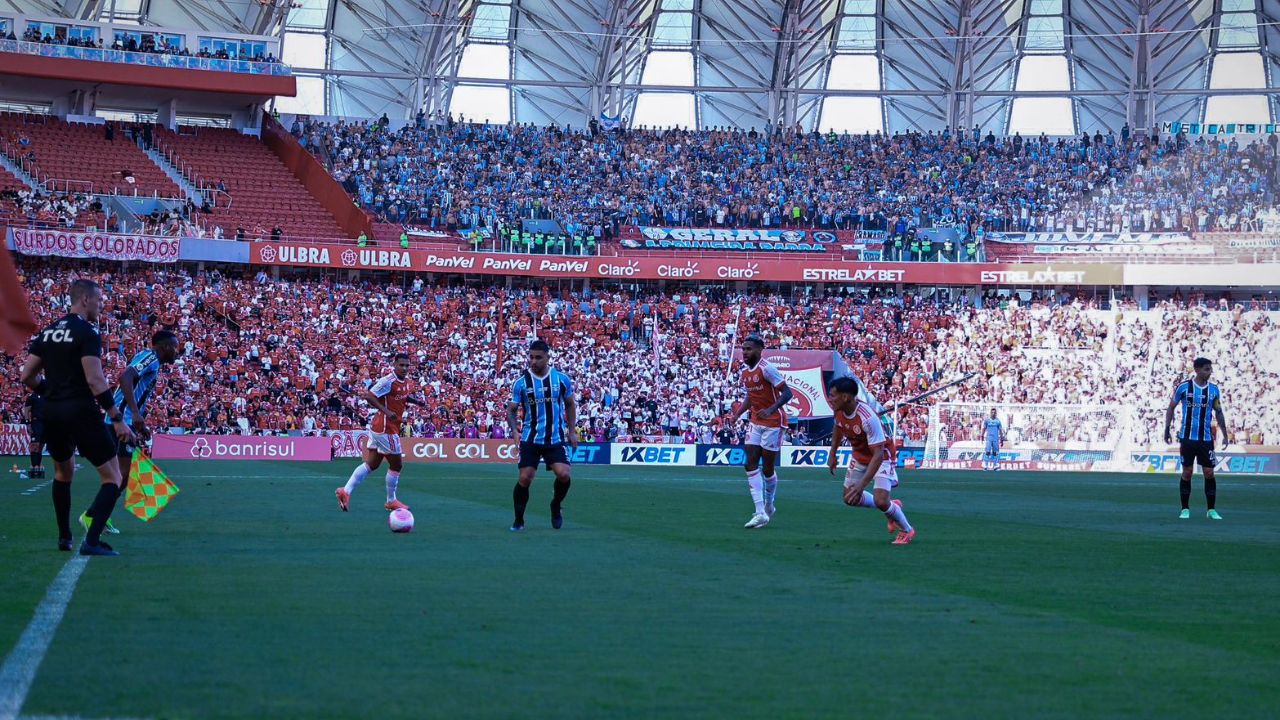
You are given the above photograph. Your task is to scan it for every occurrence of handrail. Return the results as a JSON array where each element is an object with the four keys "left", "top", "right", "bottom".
[{"left": 0, "top": 37, "right": 292, "bottom": 76}]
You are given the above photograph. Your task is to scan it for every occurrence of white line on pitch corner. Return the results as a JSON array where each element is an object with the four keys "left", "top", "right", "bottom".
[{"left": 0, "top": 556, "right": 90, "bottom": 720}]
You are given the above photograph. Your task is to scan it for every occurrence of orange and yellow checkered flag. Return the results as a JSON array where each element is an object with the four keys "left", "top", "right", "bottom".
[{"left": 124, "top": 449, "right": 180, "bottom": 522}]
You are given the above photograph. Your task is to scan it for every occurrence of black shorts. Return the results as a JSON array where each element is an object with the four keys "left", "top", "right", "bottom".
[
  {"left": 43, "top": 400, "right": 117, "bottom": 467},
  {"left": 1179, "top": 440, "right": 1217, "bottom": 469},
  {"left": 518, "top": 442, "right": 570, "bottom": 470},
  {"left": 28, "top": 421, "right": 45, "bottom": 445}
]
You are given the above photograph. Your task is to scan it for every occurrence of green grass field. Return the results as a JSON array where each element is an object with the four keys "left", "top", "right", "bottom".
[{"left": 2, "top": 459, "right": 1279, "bottom": 720}]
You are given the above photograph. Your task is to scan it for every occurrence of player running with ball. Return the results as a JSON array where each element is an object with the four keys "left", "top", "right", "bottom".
[
  {"left": 826, "top": 377, "right": 915, "bottom": 545},
  {"left": 336, "top": 353, "right": 427, "bottom": 513},
  {"left": 727, "top": 335, "right": 793, "bottom": 529}
]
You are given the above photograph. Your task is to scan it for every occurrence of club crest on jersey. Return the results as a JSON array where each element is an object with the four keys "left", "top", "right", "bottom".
[{"left": 851, "top": 424, "right": 863, "bottom": 435}]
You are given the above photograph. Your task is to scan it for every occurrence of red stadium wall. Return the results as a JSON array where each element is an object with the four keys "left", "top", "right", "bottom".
[
  {"left": 0, "top": 51, "right": 296, "bottom": 96},
  {"left": 260, "top": 114, "right": 372, "bottom": 241}
]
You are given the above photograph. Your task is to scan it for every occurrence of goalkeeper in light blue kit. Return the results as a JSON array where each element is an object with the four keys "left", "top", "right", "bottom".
[{"left": 981, "top": 408, "right": 1006, "bottom": 471}]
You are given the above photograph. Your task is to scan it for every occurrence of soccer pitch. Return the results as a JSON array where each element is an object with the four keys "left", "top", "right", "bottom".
[{"left": 2, "top": 460, "right": 1279, "bottom": 720}]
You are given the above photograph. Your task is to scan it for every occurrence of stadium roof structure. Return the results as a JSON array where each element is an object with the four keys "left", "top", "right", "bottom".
[{"left": 15, "top": 0, "right": 1280, "bottom": 134}]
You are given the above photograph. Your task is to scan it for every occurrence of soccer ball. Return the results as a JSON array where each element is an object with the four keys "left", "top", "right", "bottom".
[{"left": 388, "top": 508, "right": 414, "bottom": 533}]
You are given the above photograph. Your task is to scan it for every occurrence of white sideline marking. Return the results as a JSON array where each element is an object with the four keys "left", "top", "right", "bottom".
[
  {"left": 19, "top": 480, "right": 52, "bottom": 497},
  {"left": 20, "top": 716, "right": 152, "bottom": 720},
  {"left": 0, "top": 557, "right": 89, "bottom": 720}
]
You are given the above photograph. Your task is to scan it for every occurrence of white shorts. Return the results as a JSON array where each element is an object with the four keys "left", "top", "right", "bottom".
[
  {"left": 745, "top": 423, "right": 784, "bottom": 452},
  {"left": 844, "top": 460, "right": 899, "bottom": 492},
  {"left": 367, "top": 432, "right": 403, "bottom": 456}
]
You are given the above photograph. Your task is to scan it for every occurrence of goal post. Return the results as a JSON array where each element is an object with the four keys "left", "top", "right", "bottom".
[{"left": 923, "top": 403, "right": 1140, "bottom": 472}]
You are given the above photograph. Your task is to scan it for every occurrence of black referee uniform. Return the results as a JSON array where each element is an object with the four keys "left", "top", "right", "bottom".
[
  {"left": 25, "top": 391, "right": 46, "bottom": 478},
  {"left": 28, "top": 313, "right": 127, "bottom": 554}
]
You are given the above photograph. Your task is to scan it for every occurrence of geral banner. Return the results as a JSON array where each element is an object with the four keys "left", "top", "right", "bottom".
[
  {"left": 400, "top": 438, "right": 611, "bottom": 465},
  {"left": 150, "top": 434, "right": 331, "bottom": 461},
  {"left": 8, "top": 227, "right": 181, "bottom": 263},
  {"left": 249, "top": 241, "right": 1122, "bottom": 285},
  {"left": 1, "top": 423, "right": 29, "bottom": 456},
  {"left": 623, "top": 227, "right": 838, "bottom": 253},
  {"left": 987, "top": 231, "right": 1193, "bottom": 245}
]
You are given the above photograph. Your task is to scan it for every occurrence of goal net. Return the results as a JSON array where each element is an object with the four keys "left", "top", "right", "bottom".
[{"left": 923, "top": 403, "right": 1140, "bottom": 472}]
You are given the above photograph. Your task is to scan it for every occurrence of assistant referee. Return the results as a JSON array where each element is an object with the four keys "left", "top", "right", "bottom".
[{"left": 19, "top": 279, "right": 136, "bottom": 556}]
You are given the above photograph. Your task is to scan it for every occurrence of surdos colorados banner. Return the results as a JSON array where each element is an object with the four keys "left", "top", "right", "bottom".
[{"left": 9, "top": 228, "right": 181, "bottom": 263}]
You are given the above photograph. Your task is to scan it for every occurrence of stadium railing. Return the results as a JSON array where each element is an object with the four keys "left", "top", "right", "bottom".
[{"left": 0, "top": 38, "right": 292, "bottom": 75}]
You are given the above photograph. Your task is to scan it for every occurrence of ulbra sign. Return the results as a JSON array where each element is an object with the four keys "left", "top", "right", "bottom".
[{"left": 150, "top": 435, "right": 331, "bottom": 461}]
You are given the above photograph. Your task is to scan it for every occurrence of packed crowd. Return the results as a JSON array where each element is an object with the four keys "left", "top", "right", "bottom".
[
  {"left": 3, "top": 260, "right": 1277, "bottom": 450},
  {"left": 929, "top": 297, "right": 1280, "bottom": 448},
  {"left": 295, "top": 115, "right": 1280, "bottom": 244}
]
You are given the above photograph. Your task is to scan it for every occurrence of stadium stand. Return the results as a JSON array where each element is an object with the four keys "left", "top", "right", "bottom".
[
  {"left": 298, "top": 119, "right": 1280, "bottom": 252},
  {"left": 152, "top": 126, "right": 347, "bottom": 241},
  {"left": 0, "top": 114, "right": 181, "bottom": 197},
  {"left": 3, "top": 259, "right": 1276, "bottom": 448}
]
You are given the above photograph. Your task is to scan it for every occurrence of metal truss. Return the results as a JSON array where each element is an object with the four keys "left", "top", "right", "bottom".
[{"left": 10, "top": 0, "right": 1280, "bottom": 131}]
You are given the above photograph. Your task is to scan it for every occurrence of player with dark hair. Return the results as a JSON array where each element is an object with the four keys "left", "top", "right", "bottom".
[
  {"left": 507, "top": 339, "right": 578, "bottom": 531},
  {"left": 80, "top": 329, "right": 181, "bottom": 535},
  {"left": 1164, "top": 357, "right": 1231, "bottom": 520},
  {"left": 19, "top": 278, "right": 135, "bottom": 556},
  {"left": 826, "top": 377, "right": 915, "bottom": 545},
  {"left": 726, "top": 335, "right": 793, "bottom": 529},
  {"left": 23, "top": 389, "right": 45, "bottom": 479},
  {"left": 337, "top": 352, "right": 426, "bottom": 512}
]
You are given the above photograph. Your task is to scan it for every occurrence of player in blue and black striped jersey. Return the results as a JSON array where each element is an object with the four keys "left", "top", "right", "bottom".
[
  {"left": 81, "top": 330, "right": 181, "bottom": 535},
  {"left": 506, "top": 339, "right": 578, "bottom": 532},
  {"left": 1163, "top": 357, "right": 1231, "bottom": 520}
]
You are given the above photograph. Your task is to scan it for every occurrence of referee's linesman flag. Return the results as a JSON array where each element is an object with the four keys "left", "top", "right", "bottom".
[{"left": 124, "top": 450, "right": 180, "bottom": 522}]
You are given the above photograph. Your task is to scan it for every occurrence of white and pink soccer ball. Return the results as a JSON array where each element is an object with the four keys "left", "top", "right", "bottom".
[{"left": 388, "top": 508, "right": 415, "bottom": 533}]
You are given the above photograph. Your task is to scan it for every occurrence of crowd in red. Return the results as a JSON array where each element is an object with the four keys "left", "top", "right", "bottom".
[
  {"left": 2, "top": 259, "right": 957, "bottom": 443},
  {"left": 4, "top": 259, "right": 1275, "bottom": 448}
]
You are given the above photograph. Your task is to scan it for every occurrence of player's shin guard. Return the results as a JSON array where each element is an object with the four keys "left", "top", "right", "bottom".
[
  {"left": 52, "top": 480, "right": 71, "bottom": 540},
  {"left": 1179, "top": 477, "right": 1192, "bottom": 510},
  {"left": 552, "top": 477, "right": 570, "bottom": 508},
  {"left": 344, "top": 462, "right": 371, "bottom": 495},
  {"left": 385, "top": 470, "right": 400, "bottom": 502},
  {"left": 763, "top": 474, "right": 778, "bottom": 507},
  {"left": 746, "top": 469, "right": 766, "bottom": 515},
  {"left": 513, "top": 483, "right": 530, "bottom": 525},
  {"left": 85, "top": 482, "right": 122, "bottom": 545},
  {"left": 1204, "top": 475, "right": 1217, "bottom": 510}
]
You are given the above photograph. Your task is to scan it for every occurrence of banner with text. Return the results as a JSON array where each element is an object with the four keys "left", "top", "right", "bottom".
[
  {"left": 150, "top": 434, "right": 331, "bottom": 461},
  {"left": 624, "top": 227, "right": 838, "bottom": 253},
  {"left": 400, "top": 438, "right": 610, "bottom": 465},
  {"left": 9, "top": 228, "right": 181, "bottom": 263},
  {"left": 250, "top": 242, "right": 1123, "bottom": 285},
  {"left": 986, "top": 231, "right": 1194, "bottom": 245}
]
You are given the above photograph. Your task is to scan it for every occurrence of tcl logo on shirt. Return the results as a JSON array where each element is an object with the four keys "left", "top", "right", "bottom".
[{"left": 40, "top": 329, "right": 74, "bottom": 343}]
